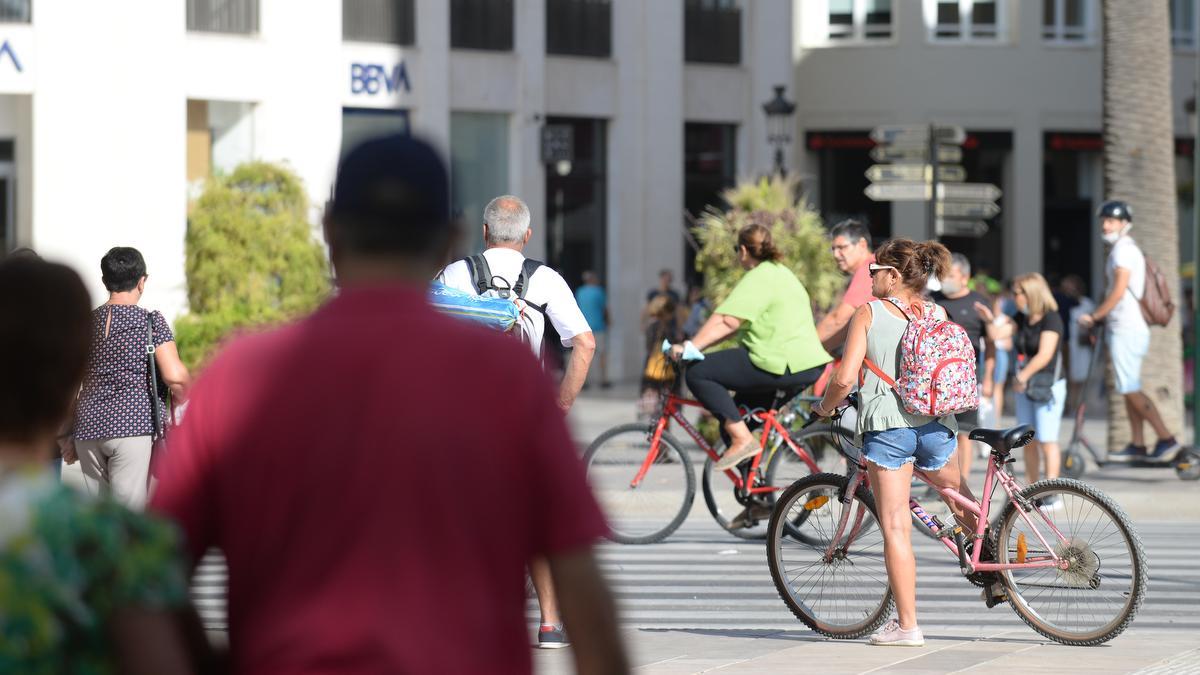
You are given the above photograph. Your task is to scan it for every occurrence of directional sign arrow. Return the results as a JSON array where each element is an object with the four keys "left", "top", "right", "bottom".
[
  {"left": 936, "top": 219, "right": 990, "bottom": 237},
  {"left": 937, "top": 201, "right": 1000, "bottom": 219},
  {"left": 865, "top": 164, "right": 966, "bottom": 183},
  {"left": 938, "top": 182, "right": 1002, "bottom": 202},
  {"left": 870, "top": 125, "right": 966, "bottom": 146},
  {"left": 864, "top": 182, "right": 929, "bottom": 202},
  {"left": 869, "top": 145, "right": 963, "bottom": 164}
]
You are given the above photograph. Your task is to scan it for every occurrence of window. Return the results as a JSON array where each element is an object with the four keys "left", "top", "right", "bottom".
[
  {"left": 450, "top": 0, "right": 513, "bottom": 51},
  {"left": 1043, "top": 0, "right": 1092, "bottom": 43},
  {"left": 342, "top": 108, "right": 410, "bottom": 161},
  {"left": 451, "top": 113, "right": 509, "bottom": 254},
  {"left": 1171, "top": 0, "right": 1197, "bottom": 49},
  {"left": 0, "top": 0, "right": 31, "bottom": 23},
  {"left": 547, "top": 0, "right": 611, "bottom": 58},
  {"left": 827, "top": 0, "right": 892, "bottom": 41},
  {"left": 344, "top": 0, "right": 415, "bottom": 45},
  {"left": 925, "top": 0, "right": 1003, "bottom": 41},
  {"left": 684, "top": 0, "right": 740, "bottom": 65},
  {"left": 187, "top": 0, "right": 259, "bottom": 34}
]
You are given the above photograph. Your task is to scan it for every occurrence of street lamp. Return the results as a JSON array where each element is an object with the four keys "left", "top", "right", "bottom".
[{"left": 762, "top": 84, "right": 796, "bottom": 176}]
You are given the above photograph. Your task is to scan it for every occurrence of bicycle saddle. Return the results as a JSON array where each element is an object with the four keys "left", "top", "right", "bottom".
[{"left": 969, "top": 425, "right": 1035, "bottom": 452}]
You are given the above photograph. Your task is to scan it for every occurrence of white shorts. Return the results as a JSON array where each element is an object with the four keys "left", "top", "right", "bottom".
[{"left": 1109, "top": 329, "right": 1149, "bottom": 394}]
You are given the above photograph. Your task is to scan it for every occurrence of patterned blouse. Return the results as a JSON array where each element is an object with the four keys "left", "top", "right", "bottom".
[
  {"left": 0, "top": 466, "right": 189, "bottom": 674},
  {"left": 74, "top": 305, "right": 174, "bottom": 441}
]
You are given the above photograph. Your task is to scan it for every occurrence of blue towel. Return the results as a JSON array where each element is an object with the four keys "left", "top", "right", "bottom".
[{"left": 429, "top": 282, "right": 519, "bottom": 332}]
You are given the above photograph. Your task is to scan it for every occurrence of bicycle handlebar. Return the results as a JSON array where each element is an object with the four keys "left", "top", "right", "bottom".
[{"left": 801, "top": 392, "right": 859, "bottom": 429}]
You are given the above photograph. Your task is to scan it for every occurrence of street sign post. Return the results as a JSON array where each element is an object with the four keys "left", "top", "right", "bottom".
[
  {"left": 936, "top": 219, "right": 989, "bottom": 237},
  {"left": 865, "top": 182, "right": 929, "bottom": 201},
  {"left": 937, "top": 201, "right": 1001, "bottom": 219},
  {"left": 865, "top": 164, "right": 966, "bottom": 183},
  {"left": 869, "top": 125, "right": 966, "bottom": 146},
  {"left": 938, "top": 182, "right": 1002, "bottom": 202},
  {"left": 865, "top": 124, "right": 1001, "bottom": 239},
  {"left": 869, "top": 144, "right": 963, "bottom": 163}
]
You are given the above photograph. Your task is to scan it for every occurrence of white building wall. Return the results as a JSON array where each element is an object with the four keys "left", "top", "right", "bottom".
[{"left": 0, "top": 0, "right": 791, "bottom": 381}]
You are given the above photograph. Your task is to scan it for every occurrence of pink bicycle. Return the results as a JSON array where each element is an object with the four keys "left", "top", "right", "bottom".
[{"left": 767, "top": 396, "right": 1147, "bottom": 646}]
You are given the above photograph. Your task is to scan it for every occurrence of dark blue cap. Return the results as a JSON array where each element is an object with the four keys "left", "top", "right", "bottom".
[{"left": 331, "top": 133, "right": 451, "bottom": 240}]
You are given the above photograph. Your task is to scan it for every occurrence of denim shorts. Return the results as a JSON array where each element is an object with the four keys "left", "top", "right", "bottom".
[
  {"left": 993, "top": 348, "right": 1011, "bottom": 384},
  {"left": 862, "top": 421, "right": 957, "bottom": 471},
  {"left": 1014, "top": 379, "right": 1067, "bottom": 443}
]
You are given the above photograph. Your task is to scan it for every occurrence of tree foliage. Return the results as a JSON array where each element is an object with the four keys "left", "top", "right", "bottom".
[
  {"left": 692, "top": 175, "right": 843, "bottom": 312},
  {"left": 175, "top": 162, "right": 330, "bottom": 369}
]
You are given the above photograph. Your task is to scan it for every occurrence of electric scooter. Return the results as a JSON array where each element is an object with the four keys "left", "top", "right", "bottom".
[{"left": 1061, "top": 329, "right": 1200, "bottom": 481}]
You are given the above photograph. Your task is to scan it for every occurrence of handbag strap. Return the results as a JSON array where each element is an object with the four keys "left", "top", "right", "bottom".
[{"left": 146, "top": 311, "right": 162, "bottom": 440}]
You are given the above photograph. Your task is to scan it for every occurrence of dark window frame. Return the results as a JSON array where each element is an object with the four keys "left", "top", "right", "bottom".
[
  {"left": 684, "top": 0, "right": 741, "bottom": 65},
  {"left": 546, "top": 0, "right": 611, "bottom": 58},
  {"left": 187, "top": 0, "right": 260, "bottom": 35},
  {"left": 343, "top": 0, "right": 416, "bottom": 46},
  {"left": 450, "top": 0, "right": 514, "bottom": 52}
]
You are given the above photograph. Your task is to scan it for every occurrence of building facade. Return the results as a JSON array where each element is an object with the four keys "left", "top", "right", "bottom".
[
  {"left": 0, "top": 0, "right": 794, "bottom": 379},
  {"left": 3, "top": 0, "right": 1199, "bottom": 380},
  {"left": 794, "top": 0, "right": 1198, "bottom": 296}
]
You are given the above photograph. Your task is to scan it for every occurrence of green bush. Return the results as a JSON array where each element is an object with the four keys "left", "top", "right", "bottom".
[
  {"left": 692, "top": 174, "right": 843, "bottom": 312},
  {"left": 176, "top": 162, "right": 330, "bottom": 369}
]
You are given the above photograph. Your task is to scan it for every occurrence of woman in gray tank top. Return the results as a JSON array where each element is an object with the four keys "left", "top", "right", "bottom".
[{"left": 812, "top": 238, "right": 982, "bottom": 647}]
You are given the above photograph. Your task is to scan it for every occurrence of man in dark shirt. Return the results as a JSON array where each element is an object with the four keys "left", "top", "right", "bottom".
[{"left": 934, "top": 253, "right": 994, "bottom": 479}]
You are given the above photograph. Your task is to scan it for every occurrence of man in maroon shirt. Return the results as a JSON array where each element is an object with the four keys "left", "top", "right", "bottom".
[{"left": 151, "top": 134, "right": 627, "bottom": 675}]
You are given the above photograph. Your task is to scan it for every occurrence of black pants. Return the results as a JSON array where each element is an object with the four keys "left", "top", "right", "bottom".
[{"left": 685, "top": 348, "right": 824, "bottom": 424}]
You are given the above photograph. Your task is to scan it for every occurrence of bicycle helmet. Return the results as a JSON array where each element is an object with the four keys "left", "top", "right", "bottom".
[{"left": 1096, "top": 200, "right": 1133, "bottom": 222}]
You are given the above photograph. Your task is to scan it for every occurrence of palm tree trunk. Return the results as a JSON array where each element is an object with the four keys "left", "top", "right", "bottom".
[{"left": 1102, "top": 1, "right": 1184, "bottom": 450}]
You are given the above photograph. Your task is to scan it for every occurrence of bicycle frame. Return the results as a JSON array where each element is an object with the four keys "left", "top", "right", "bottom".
[
  {"left": 630, "top": 392, "right": 821, "bottom": 494},
  {"left": 826, "top": 447, "right": 1072, "bottom": 575}
]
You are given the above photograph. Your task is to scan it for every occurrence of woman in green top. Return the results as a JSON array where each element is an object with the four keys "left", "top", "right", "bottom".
[
  {"left": 671, "top": 224, "right": 832, "bottom": 472},
  {"left": 0, "top": 258, "right": 209, "bottom": 674}
]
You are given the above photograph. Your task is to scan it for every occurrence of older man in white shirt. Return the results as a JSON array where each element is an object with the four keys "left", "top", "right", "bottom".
[{"left": 437, "top": 195, "right": 595, "bottom": 649}]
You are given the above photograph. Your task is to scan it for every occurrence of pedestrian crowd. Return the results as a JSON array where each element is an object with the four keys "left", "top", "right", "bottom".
[{"left": 0, "top": 118, "right": 1181, "bottom": 670}]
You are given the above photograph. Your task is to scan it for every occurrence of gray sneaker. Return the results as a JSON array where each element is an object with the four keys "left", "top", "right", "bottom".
[{"left": 536, "top": 624, "right": 569, "bottom": 649}]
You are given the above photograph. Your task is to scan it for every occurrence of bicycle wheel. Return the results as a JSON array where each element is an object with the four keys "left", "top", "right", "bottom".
[
  {"left": 992, "top": 479, "right": 1147, "bottom": 646},
  {"left": 1175, "top": 448, "right": 1200, "bottom": 481},
  {"left": 767, "top": 473, "right": 893, "bottom": 638},
  {"left": 1060, "top": 448, "right": 1086, "bottom": 480},
  {"left": 701, "top": 456, "right": 770, "bottom": 540},
  {"left": 583, "top": 423, "right": 695, "bottom": 544}
]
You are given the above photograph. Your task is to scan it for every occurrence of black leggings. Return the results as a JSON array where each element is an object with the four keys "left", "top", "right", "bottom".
[{"left": 685, "top": 348, "right": 824, "bottom": 424}]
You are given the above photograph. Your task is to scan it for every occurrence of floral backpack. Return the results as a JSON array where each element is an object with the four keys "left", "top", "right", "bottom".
[{"left": 863, "top": 297, "right": 979, "bottom": 417}]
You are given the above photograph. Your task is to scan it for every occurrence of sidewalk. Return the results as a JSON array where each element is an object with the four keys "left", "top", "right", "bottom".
[{"left": 535, "top": 627, "right": 1200, "bottom": 674}]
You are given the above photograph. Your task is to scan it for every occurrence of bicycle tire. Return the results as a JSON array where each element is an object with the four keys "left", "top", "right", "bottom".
[
  {"left": 1175, "top": 448, "right": 1200, "bottom": 481},
  {"left": 583, "top": 423, "right": 695, "bottom": 545},
  {"left": 992, "top": 478, "right": 1147, "bottom": 646},
  {"left": 1060, "top": 448, "right": 1087, "bottom": 479},
  {"left": 767, "top": 473, "right": 894, "bottom": 638},
  {"left": 700, "top": 456, "right": 768, "bottom": 540}
]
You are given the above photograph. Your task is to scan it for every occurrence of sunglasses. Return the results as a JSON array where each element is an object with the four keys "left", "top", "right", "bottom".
[{"left": 868, "top": 263, "right": 897, "bottom": 278}]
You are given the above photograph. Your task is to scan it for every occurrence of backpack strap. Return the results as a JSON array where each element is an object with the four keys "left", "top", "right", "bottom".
[
  {"left": 862, "top": 358, "right": 897, "bottom": 389},
  {"left": 465, "top": 254, "right": 493, "bottom": 296},
  {"left": 515, "top": 258, "right": 543, "bottom": 299},
  {"left": 515, "top": 258, "right": 548, "bottom": 314}
]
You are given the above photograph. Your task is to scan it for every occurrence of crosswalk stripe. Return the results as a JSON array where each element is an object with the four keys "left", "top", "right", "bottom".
[{"left": 189, "top": 521, "right": 1198, "bottom": 635}]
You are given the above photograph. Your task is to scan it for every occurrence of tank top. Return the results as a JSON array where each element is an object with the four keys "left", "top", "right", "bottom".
[{"left": 855, "top": 299, "right": 959, "bottom": 443}]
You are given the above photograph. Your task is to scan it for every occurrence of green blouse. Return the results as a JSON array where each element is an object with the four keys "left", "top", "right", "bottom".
[
  {"left": 715, "top": 261, "right": 833, "bottom": 375},
  {"left": 0, "top": 467, "right": 189, "bottom": 675}
]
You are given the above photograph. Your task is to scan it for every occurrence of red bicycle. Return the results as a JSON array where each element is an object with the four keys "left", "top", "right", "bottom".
[{"left": 583, "top": 361, "right": 851, "bottom": 544}]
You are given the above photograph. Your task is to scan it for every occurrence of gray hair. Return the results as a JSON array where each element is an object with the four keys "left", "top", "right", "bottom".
[
  {"left": 483, "top": 195, "right": 531, "bottom": 245},
  {"left": 950, "top": 253, "right": 971, "bottom": 278}
]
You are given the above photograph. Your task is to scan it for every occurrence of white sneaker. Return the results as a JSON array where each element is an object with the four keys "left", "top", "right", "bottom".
[{"left": 869, "top": 619, "right": 925, "bottom": 647}]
